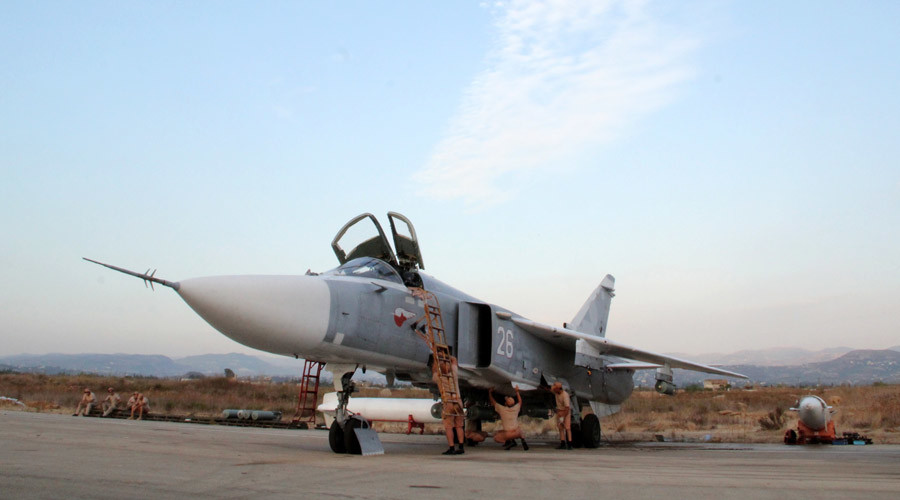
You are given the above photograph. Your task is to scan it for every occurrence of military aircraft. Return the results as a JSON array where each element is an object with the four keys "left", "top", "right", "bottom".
[{"left": 85, "top": 211, "right": 746, "bottom": 454}]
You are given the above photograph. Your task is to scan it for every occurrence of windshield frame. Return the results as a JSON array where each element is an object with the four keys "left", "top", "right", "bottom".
[{"left": 321, "top": 257, "right": 403, "bottom": 285}]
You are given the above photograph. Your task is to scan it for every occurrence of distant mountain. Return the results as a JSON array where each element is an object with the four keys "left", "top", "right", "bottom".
[
  {"left": 0, "top": 353, "right": 301, "bottom": 378},
  {"left": 665, "top": 347, "right": 855, "bottom": 367},
  {"left": 0, "top": 353, "right": 393, "bottom": 384},
  {"left": 5, "top": 347, "right": 898, "bottom": 386},
  {"left": 0, "top": 353, "right": 185, "bottom": 377},
  {"left": 636, "top": 349, "right": 900, "bottom": 387},
  {"left": 175, "top": 353, "right": 299, "bottom": 377}
]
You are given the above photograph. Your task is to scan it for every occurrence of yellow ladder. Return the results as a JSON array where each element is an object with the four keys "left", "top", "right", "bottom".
[{"left": 410, "top": 287, "right": 464, "bottom": 417}]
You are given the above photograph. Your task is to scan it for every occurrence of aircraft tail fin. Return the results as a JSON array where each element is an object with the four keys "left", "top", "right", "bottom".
[{"left": 568, "top": 275, "right": 615, "bottom": 338}]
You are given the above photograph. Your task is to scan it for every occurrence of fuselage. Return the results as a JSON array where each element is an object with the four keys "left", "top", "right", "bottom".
[{"left": 175, "top": 257, "right": 634, "bottom": 407}]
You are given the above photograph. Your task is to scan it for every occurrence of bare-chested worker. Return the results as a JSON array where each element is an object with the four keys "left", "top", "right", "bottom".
[
  {"left": 126, "top": 392, "right": 138, "bottom": 415},
  {"left": 101, "top": 387, "right": 121, "bottom": 417},
  {"left": 463, "top": 402, "right": 487, "bottom": 445},
  {"left": 432, "top": 355, "right": 465, "bottom": 455},
  {"left": 551, "top": 382, "right": 572, "bottom": 449},
  {"left": 129, "top": 392, "right": 150, "bottom": 420},
  {"left": 73, "top": 387, "right": 96, "bottom": 416},
  {"left": 465, "top": 427, "right": 488, "bottom": 445},
  {"left": 488, "top": 387, "right": 529, "bottom": 451}
]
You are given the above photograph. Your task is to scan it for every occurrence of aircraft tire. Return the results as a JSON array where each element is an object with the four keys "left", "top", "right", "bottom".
[
  {"left": 329, "top": 421, "right": 347, "bottom": 453},
  {"left": 343, "top": 418, "right": 364, "bottom": 455},
  {"left": 570, "top": 423, "right": 584, "bottom": 448},
  {"left": 581, "top": 414, "right": 602, "bottom": 448}
]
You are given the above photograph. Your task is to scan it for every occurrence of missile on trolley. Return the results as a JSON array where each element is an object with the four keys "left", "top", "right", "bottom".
[
  {"left": 791, "top": 395, "right": 832, "bottom": 431},
  {"left": 317, "top": 392, "right": 442, "bottom": 428},
  {"left": 784, "top": 395, "right": 838, "bottom": 444}
]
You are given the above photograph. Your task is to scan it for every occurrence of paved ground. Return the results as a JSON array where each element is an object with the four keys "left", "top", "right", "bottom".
[{"left": 2, "top": 410, "right": 899, "bottom": 499}]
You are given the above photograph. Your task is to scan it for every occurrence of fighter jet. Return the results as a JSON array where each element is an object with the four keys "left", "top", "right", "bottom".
[{"left": 85, "top": 211, "right": 746, "bottom": 453}]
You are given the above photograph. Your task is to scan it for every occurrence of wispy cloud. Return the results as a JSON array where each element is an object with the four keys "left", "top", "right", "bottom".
[{"left": 417, "top": 0, "right": 699, "bottom": 207}]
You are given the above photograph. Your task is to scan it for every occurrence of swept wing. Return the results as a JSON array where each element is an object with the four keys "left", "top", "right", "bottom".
[{"left": 512, "top": 317, "right": 747, "bottom": 379}]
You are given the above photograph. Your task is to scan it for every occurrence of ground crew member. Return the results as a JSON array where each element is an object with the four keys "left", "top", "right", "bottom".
[
  {"left": 432, "top": 355, "right": 465, "bottom": 455},
  {"left": 488, "top": 387, "right": 529, "bottom": 451},
  {"left": 551, "top": 382, "right": 572, "bottom": 449},
  {"left": 73, "top": 387, "right": 96, "bottom": 416},
  {"left": 101, "top": 387, "right": 121, "bottom": 417},
  {"left": 464, "top": 401, "right": 487, "bottom": 445},
  {"left": 126, "top": 392, "right": 138, "bottom": 414},
  {"left": 129, "top": 392, "right": 150, "bottom": 420}
]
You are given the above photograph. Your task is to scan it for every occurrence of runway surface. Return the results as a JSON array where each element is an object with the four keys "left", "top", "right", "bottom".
[{"left": 2, "top": 410, "right": 898, "bottom": 499}]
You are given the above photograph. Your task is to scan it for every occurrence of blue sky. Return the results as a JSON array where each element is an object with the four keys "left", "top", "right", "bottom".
[{"left": 2, "top": 1, "right": 898, "bottom": 358}]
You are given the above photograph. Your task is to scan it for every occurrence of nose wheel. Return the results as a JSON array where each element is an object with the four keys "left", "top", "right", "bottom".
[
  {"left": 329, "top": 420, "right": 347, "bottom": 453},
  {"left": 328, "top": 371, "right": 357, "bottom": 454},
  {"left": 327, "top": 371, "right": 383, "bottom": 455}
]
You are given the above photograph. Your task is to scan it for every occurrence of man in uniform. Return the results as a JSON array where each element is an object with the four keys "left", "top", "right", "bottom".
[
  {"left": 551, "top": 382, "right": 572, "bottom": 449},
  {"left": 73, "top": 387, "right": 96, "bottom": 416},
  {"left": 101, "top": 387, "right": 122, "bottom": 417},
  {"left": 126, "top": 392, "right": 138, "bottom": 415},
  {"left": 488, "top": 386, "right": 529, "bottom": 451},
  {"left": 129, "top": 392, "right": 150, "bottom": 420}
]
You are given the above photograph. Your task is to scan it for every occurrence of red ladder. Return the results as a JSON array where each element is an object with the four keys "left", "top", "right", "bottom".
[{"left": 292, "top": 359, "right": 324, "bottom": 426}]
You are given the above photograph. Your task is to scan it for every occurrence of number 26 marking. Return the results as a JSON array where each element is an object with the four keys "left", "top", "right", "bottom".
[{"left": 497, "top": 327, "right": 514, "bottom": 358}]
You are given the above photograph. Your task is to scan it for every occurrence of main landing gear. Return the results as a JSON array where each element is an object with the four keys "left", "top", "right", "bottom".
[
  {"left": 580, "top": 413, "right": 602, "bottom": 448},
  {"left": 567, "top": 394, "right": 603, "bottom": 449}
]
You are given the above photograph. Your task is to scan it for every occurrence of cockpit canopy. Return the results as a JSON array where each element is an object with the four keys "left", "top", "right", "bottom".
[
  {"left": 321, "top": 257, "right": 403, "bottom": 285},
  {"left": 331, "top": 212, "right": 423, "bottom": 272}
]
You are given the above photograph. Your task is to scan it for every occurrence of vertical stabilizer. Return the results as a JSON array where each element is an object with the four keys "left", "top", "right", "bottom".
[{"left": 568, "top": 275, "right": 615, "bottom": 337}]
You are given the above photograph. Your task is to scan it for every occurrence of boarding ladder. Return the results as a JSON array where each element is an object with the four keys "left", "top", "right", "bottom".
[
  {"left": 292, "top": 359, "right": 324, "bottom": 425},
  {"left": 410, "top": 287, "right": 464, "bottom": 417}
]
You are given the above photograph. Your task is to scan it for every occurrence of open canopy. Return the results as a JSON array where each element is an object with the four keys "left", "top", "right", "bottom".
[{"left": 332, "top": 212, "right": 424, "bottom": 271}]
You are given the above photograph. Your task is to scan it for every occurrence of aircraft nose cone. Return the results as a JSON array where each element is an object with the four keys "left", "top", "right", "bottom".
[{"left": 176, "top": 275, "right": 330, "bottom": 355}]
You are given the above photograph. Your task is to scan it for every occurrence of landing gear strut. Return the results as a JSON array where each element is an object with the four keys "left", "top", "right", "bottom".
[
  {"left": 327, "top": 370, "right": 383, "bottom": 455},
  {"left": 333, "top": 372, "right": 356, "bottom": 428},
  {"left": 569, "top": 394, "right": 584, "bottom": 448},
  {"left": 564, "top": 393, "right": 603, "bottom": 449},
  {"left": 580, "top": 413, "right": 602, "bottom": 448},
  {"left": 328, "top": 371, "right": 360, "bottom": 454}
]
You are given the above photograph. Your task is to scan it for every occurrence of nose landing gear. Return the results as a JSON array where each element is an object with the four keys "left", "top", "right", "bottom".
[{"left": 328, "top": 370, "right": 384, "bottom": 455}]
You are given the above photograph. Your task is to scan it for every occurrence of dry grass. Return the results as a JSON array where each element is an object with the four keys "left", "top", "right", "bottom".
[
  {"left": 0, "top": 372, "right": 435, "bottom": 426},
  {"left": 599, "top": 385, "right": 900, "bottom": 444},
  {"left": 2, "top": 373, "right": 898, "bottom": 443}
]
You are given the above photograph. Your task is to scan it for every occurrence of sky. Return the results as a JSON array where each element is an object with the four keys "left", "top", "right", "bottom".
[{"left": 2, "top": 1, "right": 898, "bottom": 358}]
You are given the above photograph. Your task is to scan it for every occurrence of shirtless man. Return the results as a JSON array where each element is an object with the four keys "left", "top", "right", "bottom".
[
  {"left": 101, "top": 387, "right": 122, "bottom": 417},
  {"left": 73, "top": 388, "right": 96, "bottom": 416},
  {"left": 129, "top": 393, "right": 150, "bottom": 420},
  {"left": 465, "top": 427, "right": 488, "bottom": 445},
  {"left": 432, "top": 355, "right": 465, "bottom": 455},
  {"left": 551, "top": 382, "right": 572, "bottom": 449},
  {"left": 126, "top": 392, "right": 138, "bottom": 414},
  {"left": 488, "top": 387, "right": 529, "bottom": 451}
]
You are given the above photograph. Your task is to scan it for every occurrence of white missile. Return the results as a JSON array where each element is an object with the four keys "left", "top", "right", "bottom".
[
  {"left": 317, "top": 392, "right": 442, "bottom": 428},
  {"left": 791, "top": 395, "right": 831, "bottom": 431}
]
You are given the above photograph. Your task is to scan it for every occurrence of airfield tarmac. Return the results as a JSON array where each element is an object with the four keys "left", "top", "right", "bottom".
[{"left": 2, "top": 410, "right": 898, "bottom": 499}]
